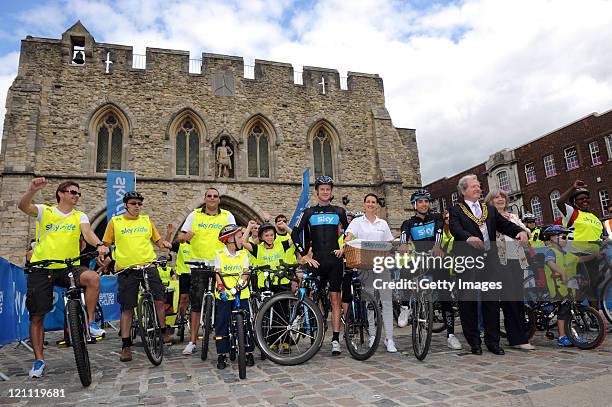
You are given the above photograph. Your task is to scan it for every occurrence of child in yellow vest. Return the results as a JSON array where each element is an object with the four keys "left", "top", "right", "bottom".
[{"left": 214, "top": 224, "right": 255, "bottom": 369}]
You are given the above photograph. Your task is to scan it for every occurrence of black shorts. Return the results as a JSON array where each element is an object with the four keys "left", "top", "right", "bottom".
[
  {"left": 189, "top": 268, "right": 213, "bottom": 311},
  {"left": 311, "top": 257, "right": 344, "bottom": 293},
  {"left": 25, "top": 266, "right": 88, "bottom": 316},
  {"left": 178, "top": 273, "right": 191, "bottom": 295},
  {"left": 117, "top": 267, "right": 165, "bottom": 311}
]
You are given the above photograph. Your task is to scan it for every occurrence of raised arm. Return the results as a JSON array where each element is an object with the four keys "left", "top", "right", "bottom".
[{"left": 18, "top": 177, "right": 47, "bottom": 217}]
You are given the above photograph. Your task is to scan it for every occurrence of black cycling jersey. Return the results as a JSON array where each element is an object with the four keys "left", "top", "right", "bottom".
[
  {"left": 291, "top": 203, "right": 349, "bottom": 260},
  {"left": 400, "top": 212, "right": 443, "bottom": 252}
]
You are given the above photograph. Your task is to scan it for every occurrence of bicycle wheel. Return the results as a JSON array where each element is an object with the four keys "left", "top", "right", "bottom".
[
  {"left": 201, "top": 296, "right": 213, "bottom": 361},
  {"left": 566, "top": 304, "right": 606, "bottom": 350},
  {"left": 67, "top": 300, "right": 92, "bottom": 386},
  {"left": 236, "top": 313, "right": 247, "bottom": 379},
  {"left": 344, "top": 290, "right": 381, "bottom": 360},
  {"left": 600, "top": 277, "right": 612, "bottom": 324},
  {"left": 255, "top": 292, "right": 324, "bottom": 365},
  {"left": 431, "top": 302, "right": 447, "bottom": 334},
  {"left": 411, "top": 290, "right": 433, "bottom": 361},
  {"left": 138, "top": 295, "right": 163, "bottom": 365}
]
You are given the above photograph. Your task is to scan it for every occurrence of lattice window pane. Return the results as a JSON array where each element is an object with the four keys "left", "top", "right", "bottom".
[
  {"left": 564, "top": 147, "right": 579, "bottom": 170},
  {"left": 189, "top": 130, "right": 199, "bottom": 175},
  {"left": 313, "top": 137, "right": 322, "bottom": 178},
  {"left": 600, "top": 190, "right": 610, "bottom": 216},
  {"left": 544, "top": 155, "right": 556, "bottom": 177},
  {"left": 497, "top": 171, "right": 510, "bottom": 192},
  {"left": 525, "top": 163, "right": 536, "bottom": 183},
  {"left": 550, "top": 190, "right": 563, "bottom": 220},
  {"left": 96, "top": 127, "right": 109, "bottom": 172},
  {"left": 531, "top": 197, "right": 543, "bottom": 226},
  {"left": 259, "top": 135, "right": 269, "bottom": 178},
  {"left": 176, "top": 129, "right": 186, "bottom": 175},
  {"left": 589, "top": 141, "right": 602, "bottom": 165},
  {"left": 110, "top": 127, "right": 122, "bottom": 170},
  {"left": 323, "top": 139, "right": 333, "bottom": 176},
  {"left": 248, "top": 135, "right": 258, "bottom": 177}
]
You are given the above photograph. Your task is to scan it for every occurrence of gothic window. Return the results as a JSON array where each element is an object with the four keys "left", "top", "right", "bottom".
[
  {"left": 96, "top": 113, "right": 123, "bottom": 172},
  {"left": 176, "top": 119, "right": 199, "bottom": 176},
  {"left": 313, "top": 128, "right": 333, "bottom": 178},
  {"left": 247, "top": 124, "right": 269, "bottom": 178}
]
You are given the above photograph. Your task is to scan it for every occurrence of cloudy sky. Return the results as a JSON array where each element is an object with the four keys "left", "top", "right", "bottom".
[{"left": 1, "top": 0, "right": 611, "bottom": 183}]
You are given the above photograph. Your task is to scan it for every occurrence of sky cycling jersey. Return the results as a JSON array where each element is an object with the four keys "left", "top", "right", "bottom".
[
  {"left": 400, "top": 212, "right": 443, "bottom": 253},
  {"left": 291, "top": 204, "right": 349, "bottom": 260}
]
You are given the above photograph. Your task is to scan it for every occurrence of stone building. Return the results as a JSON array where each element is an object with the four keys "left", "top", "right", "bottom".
[{"left": 0, "top": 22, "right": 421, "bottom": 264}]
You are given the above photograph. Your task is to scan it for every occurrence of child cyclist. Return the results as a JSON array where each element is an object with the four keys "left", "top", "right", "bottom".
[{"left": 214, "top": 224, "right": 255, "bottom": 369}]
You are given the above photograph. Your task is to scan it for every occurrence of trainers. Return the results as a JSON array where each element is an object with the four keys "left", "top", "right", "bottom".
[
  {"left": 447, "top": 334, "right": 463, "bottom": 350},
  {"left": 398, "top": 306, "right": 410, "bottom": 328},
  {"left": 331, "top": 340, "right": 341, "bottom": 355},
  {"left": 514, "top": 343, "right": 535, "bottom": 350},
  {"left": 89, "top": 322, "right": 106, "bottom": 338},
  {"left": 120, "top": 346, "right": 132, "bottom": 362},
  {"left": 385, "top": 338, "right": 398, "bottom": 353},
  {"left": 558, "top": 336, "right": 573, "bottom": 347},
  {"left": 246, "top": 353, "right": 255, "bottom": 366},
  {"left": 28, "top": 359, "right": 45, "bottom": 378},
  {"left": 182, "top": 342, "right": 196, "bottom": 355},
  {"left": 217, "top": 354, "right": 227, "bottom": 369}
]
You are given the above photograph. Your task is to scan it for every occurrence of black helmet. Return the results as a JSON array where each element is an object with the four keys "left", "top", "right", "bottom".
[
  {"left": 257, "top": 223, "right": 276, "bottom": 239},
  {"left": 218, "top": 224, "right": 242, "bottom": 243},
  {"left": 410, "top": 189, "right": 431, "bottom": 204},
  {"left": 570, "top": 188, "right": 590, "bottom": 204},
  {"left": 542, "top": 225, "right": 570, "bottom": 241},
  {"left": 314, "top": 175, "right": 334, "bottom": 190},
  {"left": 123, "top": 191, "right": 144, "bottom": 204},
  {"left": 522, "top": 212, "right": 536, "bottom": 222}
]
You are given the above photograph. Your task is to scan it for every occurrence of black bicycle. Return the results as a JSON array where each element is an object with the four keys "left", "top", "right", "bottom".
[
  {"left": 116, "top": 256, "right": 171, "bottom": 366},
  {"left": 248, "top": 265, "right": 282, "bottom": 358},
  {"left": 26, "top": 252, "right": 99, "bottom": 386},
  {"left": 184, "top": 261, "right": 215, "bottom": 361}
]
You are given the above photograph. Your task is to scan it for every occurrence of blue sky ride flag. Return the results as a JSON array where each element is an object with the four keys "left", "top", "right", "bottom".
[
  {"left": 106, "top": 171, "right": 136, "bottom": 222},
  {"left": 289, "top": 168, "right": 310, "bottom": 228}
]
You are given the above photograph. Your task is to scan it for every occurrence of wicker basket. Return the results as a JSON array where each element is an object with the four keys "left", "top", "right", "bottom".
[{"left": 344, "top": 244, "right": 390, "bottom": 269}]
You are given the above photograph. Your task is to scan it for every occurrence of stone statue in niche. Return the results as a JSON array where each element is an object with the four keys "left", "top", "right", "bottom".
[{"left": 216, "top": 138, "right": 234, "bottom": 178}]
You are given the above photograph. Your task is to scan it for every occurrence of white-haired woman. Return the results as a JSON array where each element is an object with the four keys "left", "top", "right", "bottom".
[{"left": 484, "top": 189, "right": 534, "bottom": 350}]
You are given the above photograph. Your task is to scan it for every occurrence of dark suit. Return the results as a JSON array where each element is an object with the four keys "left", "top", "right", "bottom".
[{"left": 449, "top": 201, "right": 523, "bottom": 349}]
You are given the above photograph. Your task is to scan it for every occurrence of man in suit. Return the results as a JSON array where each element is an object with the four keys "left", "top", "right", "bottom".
[{"left": 449, "top": 174, "right": 528, "bottom": 355}]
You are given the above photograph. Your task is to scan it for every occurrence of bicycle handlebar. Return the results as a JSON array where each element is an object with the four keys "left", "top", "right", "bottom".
[
  {"left": 26, "top": 251, "right": 99, "bottom": 270},
  {"left": 114, "top": 255, "right": 172, "bottom": 276}
]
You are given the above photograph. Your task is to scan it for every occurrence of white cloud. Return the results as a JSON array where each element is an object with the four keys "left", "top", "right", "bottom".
[
  {"left": 0, "top": 52, "right": 20, "bottom": 149},
  {"left": 1, "top": 0, "right": 612, "bottom": 183}
]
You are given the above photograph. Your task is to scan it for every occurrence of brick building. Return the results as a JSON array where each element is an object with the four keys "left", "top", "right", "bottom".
[
  {"left": 425, "top": 163, "right": 489, "bottom": 214},
  {"left": 0, "top": 22, "right": 422, "bottom": 264},
  {"left": 425, "top": 111, "right": 612, "bottom": 225}
]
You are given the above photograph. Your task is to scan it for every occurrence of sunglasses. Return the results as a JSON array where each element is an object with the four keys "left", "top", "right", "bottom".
[
  {"left": 127, "top": 201, "right": 143, "bottom": 206},
  {"left": 557, "top": 235, "right": 568, "bottom": 240},
  {"left": 206, "top": 194, "right": 219, "bottom": 199},
  {"left": 63, "top": 190, "right": 81, "bottom": 197}
]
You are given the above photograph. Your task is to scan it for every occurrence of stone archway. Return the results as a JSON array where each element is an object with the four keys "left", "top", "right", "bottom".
[{"left": 220, "top": 196, "right": 262, "bottom": 226}]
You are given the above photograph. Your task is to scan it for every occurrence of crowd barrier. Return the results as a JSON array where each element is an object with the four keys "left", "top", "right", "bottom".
[{"left": 0, "top": 257, "right": 120, "bottom": 346}]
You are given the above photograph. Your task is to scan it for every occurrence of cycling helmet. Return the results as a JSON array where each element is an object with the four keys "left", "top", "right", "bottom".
[
  {"left": 123, "top": 191, "right": 144, "bottom": 204},
  {"left": 522, "top": 212, "right": 536, "bottom": 223},
  {"left": 542, "top": 225, "right": 570, "bottom": 241},
  {"left": 346, "top": 211, "right": 356, "bottom": 218},
  {"left": 257, "top": 223, "right": 276, "bottom": 239},
  {"left": 570, "top": 188, "right": 590, "bottom": 204},
  {"left": 353, "top": 211, "right": 364, "bottom": 218},
  {"left": 410, "top": 189, "right": 431, "bottom": 204},
  {"left": 314, "top": 175, "right": 334, "bottom": 190},
  {"left": 218, "top": 224, "right": 242, "bottom": 243}
]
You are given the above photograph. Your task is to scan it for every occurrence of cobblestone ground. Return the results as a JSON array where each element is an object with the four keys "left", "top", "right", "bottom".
[{"left": 1, "top": 322, "right": 611, "bottom": 406}]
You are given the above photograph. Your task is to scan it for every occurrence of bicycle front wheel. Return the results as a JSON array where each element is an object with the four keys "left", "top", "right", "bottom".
[
  {"left": 236, "top": 313, "right": 247, "bottom": 380},
  {"left": 67, "top": 299, "right": 92, "bottom": 386},
  {"left": 255, "top": 292, "right": 324, "bottom": 365},
  {"left": 201, "top": 295, "right": 213, "bottom": 361},
  {"left": 138, "top": 295, "right": 163, "bottom": 365},
  {"left": 566, "top": 304, "right": 606, "bottom": 350},
  {"left": 344, "top": 290, "right": 381, "bottom": 361},
  {"left": 412, "top": 290, "right": 433, "bottom": 361}
]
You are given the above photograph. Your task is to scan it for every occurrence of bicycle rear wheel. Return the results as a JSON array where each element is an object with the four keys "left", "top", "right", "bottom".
[
  {"left": 566, "top": 304, "right": 606, "bottom": 350},
  {"left": 67, "top": 300, "right": 92, "bottom": 386},
  {"left": 236, "top": 313, "right": 247, "bottom": 380},
  {"left": 345, "top": 290, "right": 381, "bottom": 360},
  {"left": 255, "top": 292, "right": 324, "bottom": 365},
  {"left": 600, "top": 277, "right": 612, "bottom": 324},
  {"left": 411, "top": 290, "right": 433, "bottom": 361},
  {"left": 138, "top": 295, "right": 164, "bottom": 365},
  {"left": 201, "top": 295, "right": 213, "bottom": 361}
]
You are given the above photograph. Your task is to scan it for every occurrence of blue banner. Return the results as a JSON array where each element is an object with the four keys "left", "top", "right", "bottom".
[
  {"left": 289, "top": 168, "right": 310, "bottom": 228},
  {"left": 106, "top": 170, "right": 135, "bottom": 222}
]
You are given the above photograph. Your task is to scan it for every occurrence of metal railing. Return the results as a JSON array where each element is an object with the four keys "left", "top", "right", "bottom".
[
  {"left": 293, "top": 71, "right": 303, "bottom": 85},
  {"left": 340, "top": 76, "right": 348, "bottom": 90},
  {"left": 132, "top": 54, "right": 146, "bottom": 69},
  {"left": 244, "top": 64, "right": 255, "bottom": 79},
  {"left": 189, "top": 59, "right": 202, "bottom": 74}
]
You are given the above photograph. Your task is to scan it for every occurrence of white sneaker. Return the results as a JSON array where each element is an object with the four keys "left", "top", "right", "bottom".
[
  {"left": 514, "top": 343, "right": 535, "bottom": 350},
  {"left": 385, "top": 338, "right": 398, "bottom": 353},
  {"left": 29, "top": 360, "right": 45, "bottom": 378},
  {"left": 89, "top": 322, "right": 106, "bottom": 338},
  {"left": 182, "top": 342, "right": 196, "bottom": 355},
  {"left": 331, "top": 340, "right": 341, "bottom": 355},
  {"left": 447, "top": 334, "right": 462, "bottom": 350},
  {"left": 397, "top": 306, "right": 410, "bottom": 328}
]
